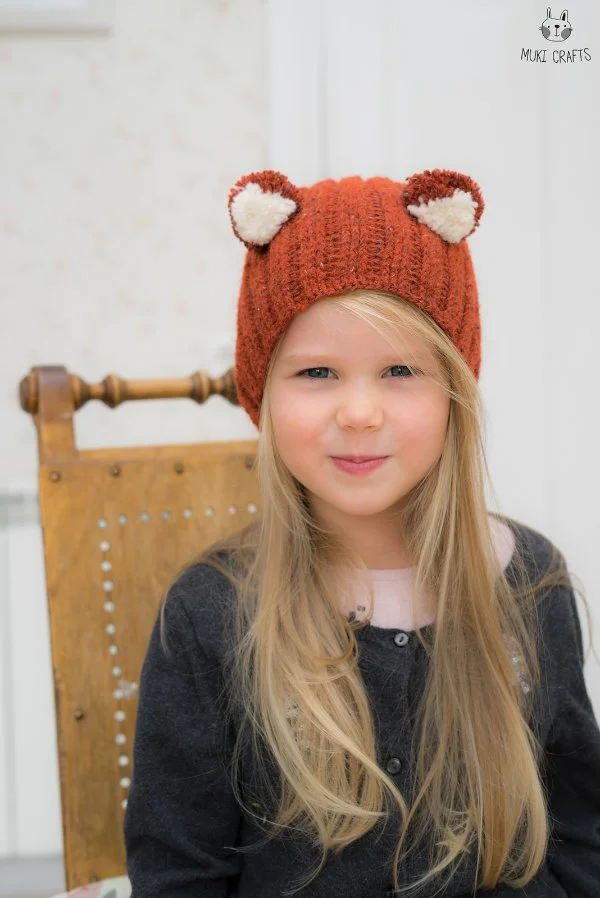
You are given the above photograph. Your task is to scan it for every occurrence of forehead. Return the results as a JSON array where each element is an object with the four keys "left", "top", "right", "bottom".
[{"left": 276, "top": 299, "right": 433, "bottom": 363}]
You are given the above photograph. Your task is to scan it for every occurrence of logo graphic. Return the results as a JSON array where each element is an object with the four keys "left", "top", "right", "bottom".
[
  {"left": 540, "top": 7, "right": 572, "bottom": 42},
  {"left": 521, "top": 7, "right": 590, "bottom": 62}
]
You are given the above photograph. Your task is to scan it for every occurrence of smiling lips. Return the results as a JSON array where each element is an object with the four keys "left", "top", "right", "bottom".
[
  {"left": 331, "top": 456, "right": 389, "bottom": 474},
  {"left": 334, "top": 456, "right": 387, "bottom": 462}
]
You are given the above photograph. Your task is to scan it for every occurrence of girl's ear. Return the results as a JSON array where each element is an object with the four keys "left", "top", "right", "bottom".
[
  {"left": 228, "top": 170, "right": 301, "bottom": 248},
  {"left": 402, "top": 168, "right": 484, "bottom": 244}
]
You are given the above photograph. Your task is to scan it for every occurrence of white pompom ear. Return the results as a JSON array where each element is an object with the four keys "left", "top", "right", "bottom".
[
  {"left": 229, "top": 181, "right": 298, "bottom": 247},
  {"left": 402, "top": 169, "right": 484, "bottom": 244},
  {"left": 406, "top": 189, "right": 478, "bottom": 245}
]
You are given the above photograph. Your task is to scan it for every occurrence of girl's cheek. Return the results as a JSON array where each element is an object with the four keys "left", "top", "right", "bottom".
[
  {"left": 275, "top": 406, "right": 316, "bottom": 440},
  {"left": 286, "top": 418, "right": 310, "bottom": 438},
  {"left": 279, "top": 394, "right": 324, "bottom": 428},
  {"left": 392, "top": 407, "right": 447, "bottom": 446}
]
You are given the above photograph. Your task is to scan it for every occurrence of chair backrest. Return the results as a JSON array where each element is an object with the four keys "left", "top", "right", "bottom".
[{"left": 19, "top": 365, "right": 259, "bottom": 890}]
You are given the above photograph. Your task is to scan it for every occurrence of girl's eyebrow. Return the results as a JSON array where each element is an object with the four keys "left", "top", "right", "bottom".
[{"left": 280, "top": 351, "right": 430, "bottom": 364}]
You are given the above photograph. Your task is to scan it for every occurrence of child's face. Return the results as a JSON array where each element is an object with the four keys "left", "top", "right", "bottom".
[{"left": 268, "top": 298, "right": 450, "bottom": 558}]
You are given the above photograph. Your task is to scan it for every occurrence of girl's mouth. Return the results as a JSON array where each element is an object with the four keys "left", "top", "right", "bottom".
[{"left": 331, "top": 457, "right": 388, "bottom": 475}]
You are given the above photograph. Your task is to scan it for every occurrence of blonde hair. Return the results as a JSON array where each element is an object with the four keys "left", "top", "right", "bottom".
[{"left": 160, "top": 290, "right": 592, "bottom": 894}]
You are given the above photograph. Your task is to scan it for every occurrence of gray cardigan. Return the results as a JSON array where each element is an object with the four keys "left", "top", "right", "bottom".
[{"left": 123, "top": 517, "right": 600, "bottom": 896}]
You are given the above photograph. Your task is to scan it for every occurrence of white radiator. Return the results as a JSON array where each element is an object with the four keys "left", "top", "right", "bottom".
[{"left": 0, "top": 484, "right": 63, "bottom": 869}]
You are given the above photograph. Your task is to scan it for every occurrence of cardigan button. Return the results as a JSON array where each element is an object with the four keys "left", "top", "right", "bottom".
[
  {"left": 393, "top": 631, "right": 409, "bottom": 647},
  {"left": 385, "top": 756, "right": 402, "bottom": 775}
]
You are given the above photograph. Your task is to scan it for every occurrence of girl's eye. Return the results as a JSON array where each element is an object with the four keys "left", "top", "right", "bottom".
[
  {"left": 388, "top": 365, "right": 414, "bottom": 377},
  {"left": 299, "top": 367, "right": 331, "bottom": 379},
  {"left": 298, "top": 365, "right": 415, "bottom": 379}
]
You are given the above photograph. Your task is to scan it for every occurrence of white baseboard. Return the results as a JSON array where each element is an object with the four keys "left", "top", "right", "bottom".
[{"left": 0, "top": 855, "right": 64, "bottom": 895}]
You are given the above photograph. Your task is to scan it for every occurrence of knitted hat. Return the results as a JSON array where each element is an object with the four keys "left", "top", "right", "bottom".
[{"left": 228, "top": 168, "right": 485, "bottom": 430}]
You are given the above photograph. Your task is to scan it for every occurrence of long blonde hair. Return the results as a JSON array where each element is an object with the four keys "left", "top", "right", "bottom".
[{"left": 160, "top": 290, "right": 591, "bottom": 894}]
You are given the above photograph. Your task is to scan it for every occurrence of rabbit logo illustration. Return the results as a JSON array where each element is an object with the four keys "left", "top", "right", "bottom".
[{"left": 540, "top": 7, "right": 572, "bottom": 42}]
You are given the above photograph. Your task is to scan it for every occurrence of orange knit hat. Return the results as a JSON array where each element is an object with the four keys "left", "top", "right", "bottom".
[{"left": 228, "top": 168, "right": 485, "bottom": 430}]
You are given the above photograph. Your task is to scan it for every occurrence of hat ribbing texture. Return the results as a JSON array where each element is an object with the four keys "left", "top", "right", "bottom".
[{"left": 229, "top": 170, "right": 484, "bottom": 429}]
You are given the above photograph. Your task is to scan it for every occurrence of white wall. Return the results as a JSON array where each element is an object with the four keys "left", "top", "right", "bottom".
[
  {"left": 0, "top": 0, "right": 598, "bottom": 875},
  {"left": 0, "top": 0, "right": 265, "bottom": 474},
  {"left": 0, "top": 0, "right": 268, "bottom": 869}
]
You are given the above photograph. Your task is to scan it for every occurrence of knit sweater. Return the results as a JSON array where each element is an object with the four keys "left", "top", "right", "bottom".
[{"left": 123, "top": 516, "right": 600, "bottom": 897}]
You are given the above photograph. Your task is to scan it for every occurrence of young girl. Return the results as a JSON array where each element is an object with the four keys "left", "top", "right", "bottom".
[{"left": 123, "top": 168, "right": 600, "bottom": 897}]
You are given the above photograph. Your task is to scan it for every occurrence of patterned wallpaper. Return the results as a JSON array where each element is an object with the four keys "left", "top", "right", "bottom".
[{"left": 0, "top": 0, "right": 267, "bottom": 488}]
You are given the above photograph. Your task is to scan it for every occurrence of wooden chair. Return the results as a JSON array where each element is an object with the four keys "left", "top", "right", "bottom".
[{"left": 19, "top": 365, "right": 260, "bottom": 894}]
